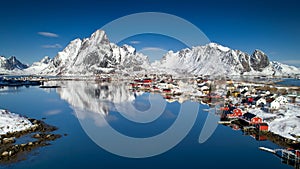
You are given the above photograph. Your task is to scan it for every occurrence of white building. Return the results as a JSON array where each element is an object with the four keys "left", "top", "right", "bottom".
[
  {"left": 270, "top": 100, "right": 280, "bottom": 109},
  {"left": 274, "top": 96, "right": 288, "bottom": 105},
  {"left": 256, "top": 98, "right": 267, "bottom": 106}
]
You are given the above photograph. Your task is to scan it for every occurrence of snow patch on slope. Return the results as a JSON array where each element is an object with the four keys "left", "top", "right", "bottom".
[
  {"left": 0, "top": 109, "right": 32, "bottom": 135},
  {"left": 23, "top": 56, "right": 52, "bottom": 75}
]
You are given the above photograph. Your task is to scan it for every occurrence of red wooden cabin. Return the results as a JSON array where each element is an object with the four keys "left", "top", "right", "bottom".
[
  {"left": 142, "top": 78, "right": 152, "bottom": 83},
  {"left": 251, "top": 116, "right": 263, "bottom": 124},
  {"left": 227, "top": 108, "right": 243, "bottom": 118},
  {"left": 162, "top": 88, "right": 172, "bottom": 93},
  {"left": 255, "top": 123, "right": 269, "bottom": 131},
  {"left": 242, "top": 112, "right": 263, "bottom": 125}
]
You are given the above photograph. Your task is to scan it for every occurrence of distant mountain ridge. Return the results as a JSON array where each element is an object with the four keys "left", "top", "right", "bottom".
[
  {"left": 0, "top": 29, "right": 299, "bottom": 76},
  {"left": 0, "top": 56, "right": 28, "bottom": 71},
  {"left": 152, "top": 43, "right": 300, "bottom": 76},
  {"left": 23, "top": 56, "right": 52, "bottom": 74}
]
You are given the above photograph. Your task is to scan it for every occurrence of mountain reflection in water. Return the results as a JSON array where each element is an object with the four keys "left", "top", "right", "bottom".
[{"left": 55, "top": 81, "right": 138, "bottom": 126}]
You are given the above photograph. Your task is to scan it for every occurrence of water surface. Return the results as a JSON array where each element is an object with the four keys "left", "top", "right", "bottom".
[
  {"left": 277, "top": 78, "right": 300, "bottom": 87},
  {"left": 0, "top": 81, "right": 292, "bottom": 169}
]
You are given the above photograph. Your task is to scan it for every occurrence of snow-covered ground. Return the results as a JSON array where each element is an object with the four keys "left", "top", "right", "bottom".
[
  {"left": 249, "top": 104, "right": 300, "bottom": 140},
  {"left": 0, "top": 109, "right": 32, "bottom": 135},
  {"left": 248, "top": 108, "right": 277, "bottom": 120},
  {"left": 269, "top": 104, "right": 300, "bottom": 140}
]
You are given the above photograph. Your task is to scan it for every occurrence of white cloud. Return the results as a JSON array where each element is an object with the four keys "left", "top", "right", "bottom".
[
  {"left": 140, "top": 47, "right": 165, "bottom": 51},
  {"left": 38, "top": 32, "right": 59, "bottom": 38},
  {"left": 129, "top": 41, "right": 141, "bottom": 44},
  {"left": 42, "top": 44, "right": 62, "bottom": 49}
]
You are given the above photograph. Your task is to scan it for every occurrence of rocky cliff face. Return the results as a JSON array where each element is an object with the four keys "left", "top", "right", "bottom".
[
  {"left": 250, "top": 50, "right": 270, "bottom": 71},
  {"left": 0, "top": 56, "right": 28, "bottom": 70}
]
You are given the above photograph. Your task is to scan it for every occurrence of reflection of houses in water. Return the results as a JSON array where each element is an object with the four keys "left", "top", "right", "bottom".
[
  {"left": 280, "top": 149, "right": 300, "bottom": 169},
  {"left": 250, "top": 133, "right": 267, "bottom": 141},
  {"left": 163, "top": 95, "right": 189, "bottom": 104},
  {"left": 260, "top": 147, "right": 300, "bottom": 169},
  {"left": 229, "top": 123, "right": 240, "bottom": 131}
]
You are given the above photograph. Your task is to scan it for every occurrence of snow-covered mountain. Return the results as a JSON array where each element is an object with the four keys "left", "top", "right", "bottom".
[
  {"left": 152, "top": 43, "right": 300, "bottom": 76},
  {"left": 1, "top": 29, "right": 299, "bottom": 77},
  {"left": 23, "top": 56, "right": 52, "bottom": 74},
  {"left": 0, "top": 56, "right": 28, "bottom": 72},
  {"left": 41, "top": 30, "right": 150, "bottom": 75},
  {"left": 271, "top": 61, "right": 300, "bottom": 76}
]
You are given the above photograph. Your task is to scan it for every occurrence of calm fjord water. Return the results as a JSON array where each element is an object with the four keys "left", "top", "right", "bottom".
[{"left": 0, "top": 81, "right": 292, "bottom": 169}]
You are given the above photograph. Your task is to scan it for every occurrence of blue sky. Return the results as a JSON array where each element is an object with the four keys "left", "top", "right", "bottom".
[
  {"left": 0, "top": 0, "right": 299, "bottom": 66},
  {"left": 118, "top": 34, "right": 188, "bottom": 62}
]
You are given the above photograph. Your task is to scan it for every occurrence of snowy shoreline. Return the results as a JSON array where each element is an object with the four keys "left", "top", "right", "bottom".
[
  {"left": 0, "top": 109, "right": 33, "bottom": 136},
  {"left": 0, "top": 109, "right": 61, "bottom": 163},
  {"left": 249, "top": 103, "right": 300, "bottom": 141}
]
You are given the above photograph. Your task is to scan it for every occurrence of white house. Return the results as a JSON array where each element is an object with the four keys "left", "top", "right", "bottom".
[
  {"left": 261, "top": 91, "right": 271, "bottom": 97},
  {"left": 239, "top": 86, "right": 249, "bottom": 93},
  {"left": 243, "top": 91, "right": 251, "bottom": 97},
  {"left": 256, "top": 98, "right": 267, "bottom": 106},
  {"left": 274, "top": 96, "right": 288, "bottom": 105},
  {"left": 270, "top": 100, "right": 280, "bottom": 109}
]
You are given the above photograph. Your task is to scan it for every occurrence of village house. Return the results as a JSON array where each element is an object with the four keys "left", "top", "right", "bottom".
[
  {"left": 241, "top": 112, "right": 263, "bottom": 125},
  {"left": 227, "top": 108, "right": 243, "bottom": 118},
  {"left": 260, "top": 91, "right": 271, "bottom": 97},
  {"left": 238, "top": 86, "right": 249, "bottom": 93},
  {"left": 256, "top": 97, "right": 267, "bottom": 107},
  {"left": 231, "top": 91, "right": 240, "bottom": 97},
  {"left": 269, "top": 96, "right": 288, "bottom": 110},
  {"left": 241, "top": 90, "right": 251, "bottom": 97},
  {"left": 270, "top": 100, "right": 280, "bottom": 110},
  {"left": 274, "top": 96, "right": 288, "bottom": 104},
  {"left": 255, "top": 123, "right": 269, "bottom": 131}
]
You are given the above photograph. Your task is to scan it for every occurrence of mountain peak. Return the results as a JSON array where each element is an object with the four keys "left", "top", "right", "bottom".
[
  {"left": 40, "top": 29, "right": 150, "bottom": 75},
  {"left": 0, "top": 56, "right": 28, "bottom": 71},
  {"left": 207, "top": 42, "right": 231, "bottom": 52},
  {"left": 154, "top": 42, "right": 285, "bottom": 76},
  {"left": 121, "top": 44, "right": 136, "bottom": 54},
  {"left": 8, "top": 56, "right": 17, "bottom": 62},
  {"left": 253, "top": 49, "right": 265, "bottom": 55},
  {"left": 89, "top": 29, "right": 109, "bottom": 45},
  {"left": 40, "top": 56, "right": 51, "bottom": 64},
  {"left": 7, "top": 30, "right": 296, "bottom": 77},
  {"left": 250, "top": 49, "right": 270, "bottom": 71}
]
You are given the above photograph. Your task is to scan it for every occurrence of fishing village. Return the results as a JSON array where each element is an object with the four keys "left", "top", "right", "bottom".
[{"left": 127, "top": 74, "right": 300, "bottom": 168}]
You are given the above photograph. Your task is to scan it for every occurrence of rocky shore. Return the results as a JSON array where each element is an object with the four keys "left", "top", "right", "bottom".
[{"left": 0, "top": 116, "right": 61, "bottom": 163}]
